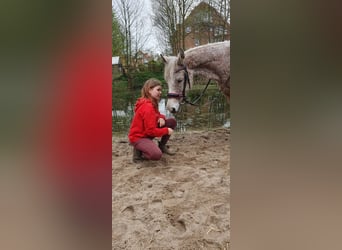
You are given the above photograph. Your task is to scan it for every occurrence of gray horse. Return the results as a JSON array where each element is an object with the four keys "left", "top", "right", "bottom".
[{"left": 161, "top": 41, "right": 230, "bottom": 113}]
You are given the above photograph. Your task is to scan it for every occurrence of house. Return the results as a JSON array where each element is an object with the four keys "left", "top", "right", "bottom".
[
  {"left": 134, "top": 50, "right": 154, "bottom": 66},
  {"left": 184, "top": 2, "right": 230, "bottom": 50}
]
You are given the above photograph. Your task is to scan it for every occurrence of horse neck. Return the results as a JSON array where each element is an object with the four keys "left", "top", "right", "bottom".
[
  {"left": 184, "top": 44, "right": 229, "bottom": 84},
  {"left": 184, "top": 54, "right": 220, "bottom": 84}
]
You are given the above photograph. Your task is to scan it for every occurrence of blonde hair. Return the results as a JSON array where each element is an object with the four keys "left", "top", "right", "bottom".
[{"left": 141, "top": 78, "right": 162, "bottom": 109}]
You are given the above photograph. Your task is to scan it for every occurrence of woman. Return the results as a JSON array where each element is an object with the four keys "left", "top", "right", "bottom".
[{"left": 128, "top": 78, "right": 177, "bottom": 162}]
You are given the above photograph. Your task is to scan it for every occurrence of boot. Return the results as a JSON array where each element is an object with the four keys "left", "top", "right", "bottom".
[
  {"left": 158, "top": 142, "right": 176, "bottom": 155},
  {"left": 133, "top": 148, "right": 144, "bottom": 163}
]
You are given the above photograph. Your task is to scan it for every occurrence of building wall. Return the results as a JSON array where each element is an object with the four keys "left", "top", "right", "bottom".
[{"left": 184, "top": 2, "right": 230, "bottom": 50}]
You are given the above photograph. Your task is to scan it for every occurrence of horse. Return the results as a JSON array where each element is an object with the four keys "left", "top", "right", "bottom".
[{"left": 161, "top": 41, "right": 230, "bottom": 113}]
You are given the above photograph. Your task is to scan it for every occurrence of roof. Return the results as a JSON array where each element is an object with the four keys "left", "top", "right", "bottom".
[{"left": 112, "top": 56, "right": 120, "bottom": 65}]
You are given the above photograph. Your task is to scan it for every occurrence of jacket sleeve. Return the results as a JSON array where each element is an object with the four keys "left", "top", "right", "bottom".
[
  {"left": 142, "top": 104, "right": 169, "bottom": 137},
  {"left": 158, "top": 113, "right": 166, "bottom": 120}
]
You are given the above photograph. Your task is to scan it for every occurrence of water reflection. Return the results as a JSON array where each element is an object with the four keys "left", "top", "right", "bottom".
[{"left": 112, "top": 89, "right": 230, "bottom": 135}]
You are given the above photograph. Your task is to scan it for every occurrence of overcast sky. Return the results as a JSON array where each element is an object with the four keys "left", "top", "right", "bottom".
[
  {"left": 112, "top": 0, "right": 162, "bottom": 54},
  {"left": 136, "top": 0, "right": 202, "bottom": 54},
  {"left": 142, "top": 0, "right": 162, "bottom": 53},
  {"left": 113, "top": 0, "right": 204, "bottom": 54}
]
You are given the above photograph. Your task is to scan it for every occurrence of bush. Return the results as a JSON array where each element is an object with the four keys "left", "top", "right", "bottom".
[
  {"left": 131, "top": 71, "right": 164, "bottom": 90},
  {"left": 112, "top": 65, "right": 165, "bottom": 91}
]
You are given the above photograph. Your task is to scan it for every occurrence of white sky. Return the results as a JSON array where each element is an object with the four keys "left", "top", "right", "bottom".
[
  {"left": 138, "top": 0, "right": 202, "bottom": 54},
  {"left": 113, "top": 0, "right": 205, "bottom": 54},
  {"left": 142, "top": 0, "right": 162, "bottom": 54},
  {"left": 112, "top": 0, "right": 162, "bottom": 54}
]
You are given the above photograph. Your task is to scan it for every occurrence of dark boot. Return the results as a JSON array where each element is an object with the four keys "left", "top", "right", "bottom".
[
  {"left": 133, "top": 148, "right": 144, "bottom": 163},
  {"left": 158, "top": 142, "right": 176, "bottom": 155}
]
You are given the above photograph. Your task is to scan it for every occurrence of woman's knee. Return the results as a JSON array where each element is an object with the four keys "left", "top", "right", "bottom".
[
  {"left": 148, "top": 149, "right": 162, "bottom": 160},
  {"left": 166, "top": 118, "right": 177, "bottom": 129}
]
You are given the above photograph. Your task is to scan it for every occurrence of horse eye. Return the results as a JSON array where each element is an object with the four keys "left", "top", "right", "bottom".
[{"left": 177, "top": 79, "right": 183, "bottom": 83}]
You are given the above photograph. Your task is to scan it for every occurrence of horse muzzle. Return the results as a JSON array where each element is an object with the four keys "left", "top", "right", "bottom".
[{"left": 166, "top": 98, "right": 180, "bottom": 113}]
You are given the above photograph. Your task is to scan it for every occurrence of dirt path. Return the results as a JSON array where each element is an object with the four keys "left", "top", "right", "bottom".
[{"left": 112, "top": 128, "right": 230, "bottom": 249}]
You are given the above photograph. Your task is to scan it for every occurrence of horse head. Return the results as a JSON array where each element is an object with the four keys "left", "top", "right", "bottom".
[
  {"left": 161, "top": 49, "right": 192, "bottom": 113},
  {"left": 161, "top": 41, "right": 230, "bottom": 113}
]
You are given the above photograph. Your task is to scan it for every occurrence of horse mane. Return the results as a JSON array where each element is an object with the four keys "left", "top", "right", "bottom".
[
  {"left": 183, "top": 41, "right": 230, "bottom": 99},
  {"left": 184, "top": 41, "right": 230, "bottom": 70}
]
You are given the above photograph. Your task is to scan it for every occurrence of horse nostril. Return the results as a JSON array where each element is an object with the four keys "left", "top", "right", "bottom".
[{"left": 171, "top": 108, "right": 176, "bottom": 113}]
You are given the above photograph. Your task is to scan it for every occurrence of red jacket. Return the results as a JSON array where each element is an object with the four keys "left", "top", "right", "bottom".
[{"left": 128, "top": 98, "right": 169, "bottom": 143}]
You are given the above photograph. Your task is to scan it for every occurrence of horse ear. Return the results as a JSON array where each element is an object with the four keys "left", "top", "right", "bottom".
[
  {"left": 177, "top": 48, "right": 185, "bottom": 65},
  {"left": 160, "top": 54, "right": 167, "bottom": 63}
]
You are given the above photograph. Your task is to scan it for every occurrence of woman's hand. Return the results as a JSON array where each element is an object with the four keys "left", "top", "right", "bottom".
[
  {"left": 158, "top": 118, "right": 165, "bottom": 127},
  {"left": 168, "top": 128, "right": 174, "bottom": 135}
]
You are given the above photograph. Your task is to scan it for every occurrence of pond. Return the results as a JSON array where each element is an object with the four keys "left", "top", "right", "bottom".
[{"left": 112, "top": 86, "right": 230, "bottom": 136}]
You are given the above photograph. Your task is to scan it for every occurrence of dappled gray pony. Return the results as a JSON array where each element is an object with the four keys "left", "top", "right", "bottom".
[{"left": 161, "top": 41, "right": 230, "bottom": 113}]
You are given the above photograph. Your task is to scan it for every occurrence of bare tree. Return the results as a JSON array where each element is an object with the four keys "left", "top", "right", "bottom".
[
  {"left": 151, "top": 0, "right": 177, "bottom": 54},
  {"left": 178, "top": 0, "right": 196, "bottom": 49},
  {"left": 207, "top": 0, "right": 230, "bottom": 41},
  {"left": 112, "top": 9, "right": 124, "bottom": 56},
  {"left": 151, "top": 0, "right": 195, "bottom": 54},
  {"left": 131, "top": 17, "right": 151, "bottom": 69},
  {"left": 113, "top": 0, "right": 151, "bottom": 88}
]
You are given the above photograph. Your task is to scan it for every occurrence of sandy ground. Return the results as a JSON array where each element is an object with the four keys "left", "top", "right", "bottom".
[{"left": 112, "top": 128, "right": 230, "bottom": 249}]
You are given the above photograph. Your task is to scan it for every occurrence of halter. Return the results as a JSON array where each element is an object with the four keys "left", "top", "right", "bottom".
[
  {"left": 167, "top": 65, "right": 191, "bottom": 104},
  {"left": 167, "top": 65, "right": 211, "bottom": 106}
]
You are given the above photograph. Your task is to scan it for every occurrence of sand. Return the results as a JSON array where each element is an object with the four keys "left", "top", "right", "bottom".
[{"left": 112, "top": 128, "right": 230, "bottom": 249}]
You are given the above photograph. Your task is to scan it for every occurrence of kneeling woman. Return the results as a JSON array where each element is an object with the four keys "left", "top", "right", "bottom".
[{"left": 128, "top": 78, "right": 177, "bottom": 162}]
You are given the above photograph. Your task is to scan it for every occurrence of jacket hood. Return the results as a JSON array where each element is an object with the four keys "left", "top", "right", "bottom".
[{"left": 134, "top": 98, "right": 152, "bottom": 112}]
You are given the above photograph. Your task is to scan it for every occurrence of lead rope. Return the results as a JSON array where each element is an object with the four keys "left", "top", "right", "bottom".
[
  {"left": 176, "top": 65, "right": 212, "bottom": 106},
  {"left": 189, "top": 79, "right": 211, "bottom": 105},
  {"left": 183, "top": 79, "right": 212, "bottom": 106}
]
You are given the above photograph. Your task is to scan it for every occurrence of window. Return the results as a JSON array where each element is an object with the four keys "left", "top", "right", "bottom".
[
  {"left": 194, "top": 39, "right": 200, "bottom": 46},
  {"left": 186, "top": 26, "right": 191, "bottom": 33}
]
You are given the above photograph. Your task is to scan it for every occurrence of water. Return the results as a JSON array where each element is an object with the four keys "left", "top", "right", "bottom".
[{"left": 112, "top": 87, "right": 230, "bottom": 135}]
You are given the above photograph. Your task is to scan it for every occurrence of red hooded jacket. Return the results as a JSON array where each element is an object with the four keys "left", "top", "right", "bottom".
[{"left": 128, "top": 98, "right": 169, "bottom": 143}]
